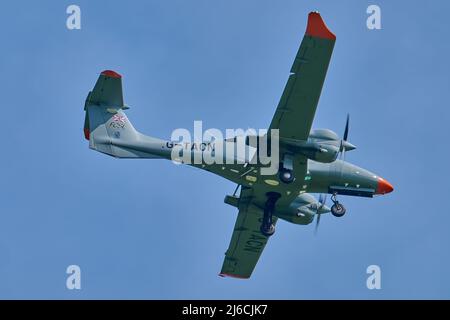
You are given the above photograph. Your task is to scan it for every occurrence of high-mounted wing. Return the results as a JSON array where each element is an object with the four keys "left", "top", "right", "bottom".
[
  {"left": 219, "top": 187, "right": 277, "bottom": 279},
  {"left": 220, "top": 12, "right": 336, "bottom": 279},
  {"left": 269, "top": 12, "right": 336, "bottom": 141}
]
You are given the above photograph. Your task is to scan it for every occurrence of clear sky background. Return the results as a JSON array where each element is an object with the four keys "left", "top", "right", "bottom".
[{"left": 0, "top": 0, "right": 449, "bottom": 299}]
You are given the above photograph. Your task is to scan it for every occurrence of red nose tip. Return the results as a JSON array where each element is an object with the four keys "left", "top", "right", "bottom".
[{"left": 376, "top": 178, "right": 394, "bottom": 195}]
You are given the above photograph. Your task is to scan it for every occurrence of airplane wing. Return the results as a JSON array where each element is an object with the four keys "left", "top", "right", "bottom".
[
  {"left": 219, "top": 187, "right": 277, "bottom": 279},
  {"left": 269, "top": 12, "right": 336, "bottom": 141},
  {"left": 219, "top": 12, "right": 335, "bottom": 279}
]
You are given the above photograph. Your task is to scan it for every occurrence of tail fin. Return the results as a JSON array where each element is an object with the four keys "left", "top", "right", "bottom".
[{"left": 84, "top": 70, "right": 160, "bottom": 158}]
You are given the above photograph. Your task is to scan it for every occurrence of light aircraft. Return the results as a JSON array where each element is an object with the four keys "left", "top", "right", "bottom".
[{"left": 83, "top": 12, "right": 393, "bottom": 279}]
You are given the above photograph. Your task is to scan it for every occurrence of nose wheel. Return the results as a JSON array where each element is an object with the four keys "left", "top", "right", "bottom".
[
  {"left": 260, "top": 192, "right": 281, "bottom": 237},
  {"left": 330, "top": 193, "right": 346, "bottom": 217},
  {"left": 279, "top": 154, "right": 295, "bottom": 184},
  {"left": 279, "top": 168, "right": 294, "bottom": 184}
]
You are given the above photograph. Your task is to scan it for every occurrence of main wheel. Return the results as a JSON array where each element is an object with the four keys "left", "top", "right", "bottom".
[
  {"left": 260, "top": 223, "right": 275, "bottom": 237},
  {"left": 331, "top": 203, "right": 346, "bottom": 217},
  {"left": 279, "top": 169, "right": 294, "bottom": 184}
]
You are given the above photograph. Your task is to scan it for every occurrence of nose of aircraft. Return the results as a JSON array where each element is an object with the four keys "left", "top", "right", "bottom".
[{"left": 375, "top": 177, "right": 394, "bottom": 195}]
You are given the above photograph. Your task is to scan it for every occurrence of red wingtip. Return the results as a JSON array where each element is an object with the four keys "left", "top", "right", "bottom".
[
  {"left": 218, "top": 273, "right": 249, "bottom": 279},
  {"left": 305, "top": 12, "right": 336, "bottom": 40},
  {"left": 83, "top": 127, "right": 90, "bottom": 140},
  {"left": 101, "top": 70, "right": 122, "bottom": 78}
]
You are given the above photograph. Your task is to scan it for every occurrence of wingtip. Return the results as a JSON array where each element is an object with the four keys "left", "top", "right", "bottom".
[
  {"left": 305, "top": 11, "right": 336, "bottom": 40},
  {"left": 101, "top": 70, "right": 122, "bottom": 78},
  {"left": 218, "top": 273, "right": 249, "bottom": 279}
]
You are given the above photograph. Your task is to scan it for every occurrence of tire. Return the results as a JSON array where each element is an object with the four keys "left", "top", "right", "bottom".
[
  {"left": 331, "top": 203, "right": 346, "bottom": 217},
  {"left": 279, "top": 169, "right": 294, "bottom": 184},
  {"left": 260, "top": 224, "right": 276, "bottom": 237}
]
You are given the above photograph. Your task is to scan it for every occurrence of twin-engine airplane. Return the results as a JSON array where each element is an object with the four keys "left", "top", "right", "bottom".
[{"left": 83, "top": 12, "right": 393, "bottom": 279}]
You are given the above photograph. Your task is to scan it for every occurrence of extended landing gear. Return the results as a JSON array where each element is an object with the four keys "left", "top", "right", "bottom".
[
  {"left": 260, "top": 192, "right": 281, "bottom": 237},
  {"left": 330, "top": 193, "right": 346, "bottom": 217},
  {"left": 279, "top": 154, "right": 295, "bottom": 184},
  {"left": 279, "top": 168, "right": 294, "bottom": 184}
]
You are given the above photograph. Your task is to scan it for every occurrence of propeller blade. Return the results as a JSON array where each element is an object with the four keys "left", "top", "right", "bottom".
[
  {"left": 322, "top": 194, "right": 327, "bottom": 206},
  {"left": 339, "top": 145, "right": 345, "bottom": 160},
  {"left": 314, "top": 194, "right": 327, "bottom": 235},
  {"left": 339, "top": 114, "right": 350, "bottom": 161},
  {"left": 315, "top": 212, "right": 321, "bottom": 235},
  {"left": 343, "top": 114, "right": 350, "bottom": 141}
]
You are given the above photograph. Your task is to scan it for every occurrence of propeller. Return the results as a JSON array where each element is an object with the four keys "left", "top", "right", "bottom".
[
  {"left": 314, "top": 194, "right": 327, "bottom": 235},
  {"left": 343, "top": 113, "right": 350, "bottom": 142},
  {"left": 339, "top": 114, "right": 350, "bottom": 161}
]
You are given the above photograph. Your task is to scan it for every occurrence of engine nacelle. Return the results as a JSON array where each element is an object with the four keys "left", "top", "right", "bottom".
[
  {"left": 299, "top": 143, "right": 339, "bottom": 163},
  {"left": 278, "top": 193, "right": 330, "bottom": 225},
  {"left": 299, "top": 129, "right": 342, "bottom": 163},
  {"left": 296, "top": 206, "right": 316, "bottom": 218},
  {"left": 242, "top": 128, "right": 354, "bottom": 164}
]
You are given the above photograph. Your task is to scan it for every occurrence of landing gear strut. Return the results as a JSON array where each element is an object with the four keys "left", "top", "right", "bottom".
[
  {"left": 330, "top": 192, "right": 346, "bottom": 217},
  {"left": 260, "top": 192, "right": 281, "bottom": 237}
]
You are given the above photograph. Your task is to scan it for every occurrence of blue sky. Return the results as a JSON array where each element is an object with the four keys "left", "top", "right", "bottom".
[{"left": 0, "top": 0, "right": 449, "bottom": 299}]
